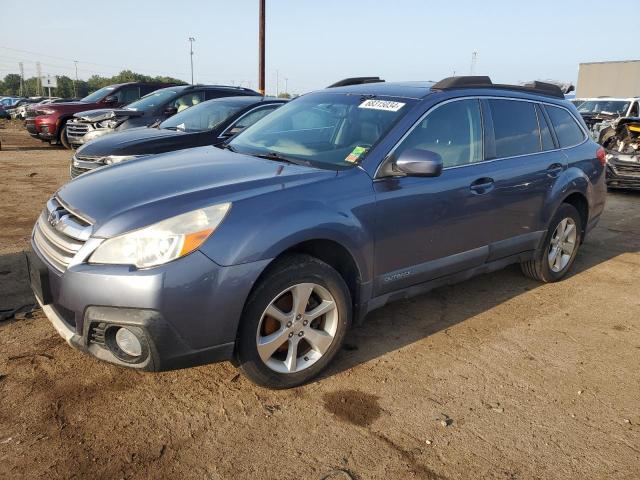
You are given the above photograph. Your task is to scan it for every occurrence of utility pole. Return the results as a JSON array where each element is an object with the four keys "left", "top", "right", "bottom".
[
  {"left": 18, "top": 62, "right": 24, "bottom": 96},
  {"left": 258, "top": 0, "right": 265, "bottom": 95},
  {"left": 285, "top": 77, "right": 288, "bottom": 95},
  {"left": 276, "top": 70, "right": 279, "bottom": 97},
  {"left": 470, "top": 51, "right": 478, "bottom": 76},
  {"left": 36, "top": 61, "right": 42, "bottom": 96},
  {"left": 73, "top": 60, "right": 79, "bottom": 97},
  {"left": 188, "top": 37, "right": 196, "bottom": 85}
]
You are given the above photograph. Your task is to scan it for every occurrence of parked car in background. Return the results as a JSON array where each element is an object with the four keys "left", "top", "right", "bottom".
[
  {"left": 9, "top": 97, "right": 51, "bottom": 119},
  {"left": 0, "top": 96, "right": 25, "bottom": 118},
  {"left": 25, "top": 82, "right": 177, "bottom": 148},
  {"left": 29, "top": 76, "right": 606, "bottom": 388},
  {"left": 70, "top": 96, "right": 286, "bottom": 177},
  {"left": 66, "top": 84, "right": 260, "bottom": 149},
  {"left": 577, "top": 97, "right": 640, "bottom": 140}
]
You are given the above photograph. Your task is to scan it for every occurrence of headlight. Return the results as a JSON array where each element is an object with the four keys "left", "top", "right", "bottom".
[
  {"left": 98, "top": 119, "right": 118, "bottom": 129},
  {"left": 104, "top": 154, "right": 146, "bottom": 165},
  {"left": 89, "top": 203, "right": 231, "bottom": 268}
]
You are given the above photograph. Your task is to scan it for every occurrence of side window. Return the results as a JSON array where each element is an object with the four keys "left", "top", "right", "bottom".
[
  {"left": 115, "top": 86, "right": 141, "bottom": 104},
  {"left": 535, "top": 104, "right": 555, "bottom": 151},
  {"left": 546, "top": 105, "right": 585, "bottom": 148},
  {"left": 394, "top": 99, "right": 483, "bottom": 168},
  {"left": 629, "top": 101, "right": 639, "bottom": 117},
  {"left": 234, "top": 105, "right": 280, "bottom": 129},
  {"left": 172, "top": 92, "right": 205, "bottom": 112},
  {"left": 488, "top": 99, "right": 540, "bottom": 158}
]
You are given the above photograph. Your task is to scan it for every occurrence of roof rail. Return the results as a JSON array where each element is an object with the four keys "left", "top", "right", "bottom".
[
  {"left": 432, "top": 76, "right": 565, "bottom": 99},
  {"left": 184, "top": 84, "right": 256, "bottom": 92},
  {"left": 327, "top": 77, "right": 385, "bottom": 88}
]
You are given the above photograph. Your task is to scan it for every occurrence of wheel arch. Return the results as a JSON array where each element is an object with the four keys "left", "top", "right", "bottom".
[{"left": 253, "top": 238, "right": 364, "bottom": 317}]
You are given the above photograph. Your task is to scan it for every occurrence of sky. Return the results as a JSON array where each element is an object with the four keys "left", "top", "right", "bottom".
[{"left": 1, "top": 0, "right": 638, "bottom": 95}]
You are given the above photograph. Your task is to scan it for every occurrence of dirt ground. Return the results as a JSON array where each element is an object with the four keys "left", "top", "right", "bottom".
[{"left": 0, "top": 119, "right": 638, "bottom": 480}]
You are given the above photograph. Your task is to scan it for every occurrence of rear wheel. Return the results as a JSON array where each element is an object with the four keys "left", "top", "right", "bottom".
[
  {"left": 521, "top": 203, "right": 582, "bottom": 282},
  {"left": 236, "top": 254, "right": 351, "bottom": 389}
]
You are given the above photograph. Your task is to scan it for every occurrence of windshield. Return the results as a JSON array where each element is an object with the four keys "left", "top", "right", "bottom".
[
  {"left": 159, "top": 99, "right": 246, "bottom": 133},
  {"left": 578, "top": 100, "right": 630, "bottom": 116},
  {"left": 229, "top": 92, "right": 413, "bottom": 168},
  {"left": 81, "top": 86, "right": 116, "bottom": 103},
  {"left": 126, "top": 88, "right": 182, "bottom": 111}
]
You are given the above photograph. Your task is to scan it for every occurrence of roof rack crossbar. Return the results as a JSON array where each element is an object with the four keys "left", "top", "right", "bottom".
[{"left": 432, "top": 76, "right": 565, "bottom": 99}]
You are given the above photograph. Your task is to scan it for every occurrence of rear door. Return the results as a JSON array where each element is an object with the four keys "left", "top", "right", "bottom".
[{"left": 478, "top": 98, "right": 566, "bottom": 260}]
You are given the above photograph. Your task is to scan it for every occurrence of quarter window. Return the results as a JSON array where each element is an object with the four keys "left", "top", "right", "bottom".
[
  {"left": 546, "top": 106, "right": 585, "bottom": 148},
  {"left": 488, "top": 99, "right": 540, "bottom": 158},
  {"left": 535, "top": 104, "right": 555, "bottom": 151},
  {"left": 116, "top": 86, "right": 141, "bottom": 104},
  {"left": 394, "top": 99, "right": 483, "bottom": 168}
]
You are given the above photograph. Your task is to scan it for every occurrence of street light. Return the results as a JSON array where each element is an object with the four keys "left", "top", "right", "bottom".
[{"left": 188, "top": 37, "right": 196, "bottom": 85}]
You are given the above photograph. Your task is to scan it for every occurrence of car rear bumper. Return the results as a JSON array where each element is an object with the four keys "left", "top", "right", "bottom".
[{"left": 28, "top": 238, "right": 271, "bottom": 371}]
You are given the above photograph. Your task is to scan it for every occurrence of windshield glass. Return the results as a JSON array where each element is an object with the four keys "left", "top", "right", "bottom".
[
  {"left": 578, "top": 100, "right": 630, "bottom": 115},
  {"left": 81, "top": 86, "right": 116, "bottom": 103},
  {"left": 230, "top": 92, "right": 413, "bottom": 168},
  {"left": 126, "top": 88, "right": 182, "bottom": 111},
  {"left": 160, "top": 99, "right": 246, "bottom": 132}
]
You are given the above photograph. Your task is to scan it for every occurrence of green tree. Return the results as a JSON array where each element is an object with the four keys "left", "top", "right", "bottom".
[{"left": 1, "top": 74, "right": 22, "bottom": 95}]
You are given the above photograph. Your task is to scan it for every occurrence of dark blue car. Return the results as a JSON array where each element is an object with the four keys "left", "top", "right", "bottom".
[{"left": 29, "top": 76, "right": 606, "bottom": 388}]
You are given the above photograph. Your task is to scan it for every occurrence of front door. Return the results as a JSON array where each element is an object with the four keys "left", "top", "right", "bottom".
[{"left": 372, "top": 98, "right": 500, "bottom": 295}]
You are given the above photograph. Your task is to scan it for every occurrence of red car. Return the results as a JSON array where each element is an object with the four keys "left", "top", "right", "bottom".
[{"left": 25, "top": 82, "right": 176, "bottom": 148}]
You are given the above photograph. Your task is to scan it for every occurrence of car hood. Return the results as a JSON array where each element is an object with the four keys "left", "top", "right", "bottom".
[
  {"left": 40, "top": 101, "right": 102, "bottom": 114},
  {"left": 58, "top": 146, "right": 336, "bottom": 237},
  {"left": 77, "top": 127, "right": 193, "bottom": 156},
  {"left": 73, "top": 108, "right": 145, "bottom": 122}
]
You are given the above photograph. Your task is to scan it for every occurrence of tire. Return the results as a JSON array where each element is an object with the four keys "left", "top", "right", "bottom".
[
  {"left": 521, "top": 203, "right": 583, "bottom": 283},
  {"left": 59, "top": 123, "right": 71, "bottom": 149},
  {"left": 236, "top": 254, "right": 351, "bottom": 389}
]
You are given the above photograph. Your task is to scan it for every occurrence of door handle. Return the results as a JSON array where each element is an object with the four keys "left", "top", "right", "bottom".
[
  {"left": 469, "top": 177, "right": 495, "bottom": 194},
  {"left": 546, "top": 163, "right": 564, "bottom": 177}
]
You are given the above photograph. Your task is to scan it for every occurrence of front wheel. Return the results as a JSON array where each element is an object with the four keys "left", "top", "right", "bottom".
[
  {"left": 59, "top": 124, "right": 71, "bottom": 149},
  {"left": 521, "top": 203, "right": 583, "bottom": 282},
  {"left": 236, "top": 254, "right": 351, "bottom": 389}
]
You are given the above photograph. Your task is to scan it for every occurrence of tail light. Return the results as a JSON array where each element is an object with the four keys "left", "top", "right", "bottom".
[{"left": 596, "top": 147, "right": 606, "bottom": 166}]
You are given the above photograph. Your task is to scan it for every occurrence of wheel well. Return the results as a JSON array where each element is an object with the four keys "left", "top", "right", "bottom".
[
  {"left": 57, "top": 116, "right": 71, "bottom": 140},
  {"left": 562, "top": 192, "right": 589, "bottom": 236},
  {"left": 279, "top": 240, "right": 361, "bottom": 310}
]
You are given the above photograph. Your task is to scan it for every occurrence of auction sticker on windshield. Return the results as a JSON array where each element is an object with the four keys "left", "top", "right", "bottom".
[{"left": 359, "top": 99, "right": 405, "bottom": 112}]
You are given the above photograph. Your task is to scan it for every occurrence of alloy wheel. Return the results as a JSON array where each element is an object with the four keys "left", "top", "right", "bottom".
[
  {"left": 256, "top": 282, "right": 338, "bottom": 374},
  {"left": 548, "top": 217, "right": 577, "bottom": 273}
]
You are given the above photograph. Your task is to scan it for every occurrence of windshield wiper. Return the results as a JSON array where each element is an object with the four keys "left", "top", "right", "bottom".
[
  {"left": 252, "top": 151, "right": 311, "bottom": 166},
  {"left": 221, "top": 143, "right": 237, "bottom": 152}
]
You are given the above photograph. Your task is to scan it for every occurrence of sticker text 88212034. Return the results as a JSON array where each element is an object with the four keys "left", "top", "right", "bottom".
[{"left": 358, "top": 99, "right": 405, "bottom": 112}]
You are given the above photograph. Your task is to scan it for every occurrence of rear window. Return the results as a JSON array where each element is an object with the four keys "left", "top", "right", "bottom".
[
  {"left": 546, "top": 106, "right": 585, "bottom": 148},
  {"left": 488, "top": 99, "right": 540, "bottom": 158}
]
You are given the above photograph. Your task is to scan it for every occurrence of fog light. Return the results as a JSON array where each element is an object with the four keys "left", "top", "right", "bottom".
[
  {"left": 40, "top": 125, "right": 49, "bottom": 133},
  {"left": 115, "top": 327, "right": 142, "bottom": 357}
]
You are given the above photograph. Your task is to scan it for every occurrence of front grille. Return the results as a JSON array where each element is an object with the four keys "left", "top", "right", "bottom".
[
  {"left": 66, "top": 121, "right": 91, "bottom": 142},
  {"left": 33, "top": 197, "right": 92, "bottom": 272},
  {"left": 613, "top": 162, "right": 640, "bottom": 177},
  {"left": 70, "top": 164, "right": 89, "bottom": 178},
  {"left": 70, "top": 154, "right": 105, "bottom": 178}
]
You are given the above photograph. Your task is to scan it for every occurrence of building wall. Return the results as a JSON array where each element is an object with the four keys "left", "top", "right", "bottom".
[{"left": 576, "top": 61, "right": 640, "bottom": 98}]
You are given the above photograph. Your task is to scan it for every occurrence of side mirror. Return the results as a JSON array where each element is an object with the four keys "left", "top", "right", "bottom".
[
  {"left": 394, "top": 149, "right": 443, "bottom": 177},
  {"left": 164, "top": 106, "right": 178, "bottom": 116},
  {"left": 103, "top": 95, "right": 118, "bottom": 104}
]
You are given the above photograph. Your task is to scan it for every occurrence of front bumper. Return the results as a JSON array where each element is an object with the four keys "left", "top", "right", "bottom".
[
  {"left": 29, "top": 240, "right": 271, "bottom": 371},
  {"left": 606, "top": 157, "right": 640, "bottom": 189}
]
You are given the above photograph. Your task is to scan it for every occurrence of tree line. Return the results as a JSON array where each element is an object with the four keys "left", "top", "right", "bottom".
[{"left": 0, "top": 70, "right": 186, "bottom": 98}]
